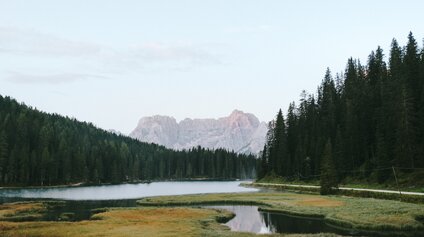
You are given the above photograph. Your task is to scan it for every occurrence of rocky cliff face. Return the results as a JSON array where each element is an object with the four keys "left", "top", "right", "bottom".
[{"left": 129, "top": 110, "right": 267, "bottom": 154}]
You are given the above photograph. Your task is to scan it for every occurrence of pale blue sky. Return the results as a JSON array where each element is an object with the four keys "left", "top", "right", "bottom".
[{"left": 0, "top": 0, "right": 423, "bottom": 133}]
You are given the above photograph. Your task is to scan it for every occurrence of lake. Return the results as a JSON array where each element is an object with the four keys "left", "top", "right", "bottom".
[{"left": 0, "top": 181, "right": 257, "bottom": 200}]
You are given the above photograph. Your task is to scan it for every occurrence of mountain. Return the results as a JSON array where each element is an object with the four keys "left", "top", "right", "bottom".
[{"left": 129, "top": 110, "right": 267, "bottom": 154}]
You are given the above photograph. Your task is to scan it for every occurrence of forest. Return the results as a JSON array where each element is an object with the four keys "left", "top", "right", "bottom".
[
  {"left": 0, "top": 96, "right": 257, "bottom": 186},
  {"left": 259, "top": 32, "right": 424, "bottom": 185}
]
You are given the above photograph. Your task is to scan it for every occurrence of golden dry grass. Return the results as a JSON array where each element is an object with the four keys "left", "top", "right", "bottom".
[
  {"left": 0, "top": 202, "right": 44, "bottom": 216},
  {"left": 0, "top": 208, "right": 196, "bottom": 236},
  {"left": 0, "top": 207, "right": 220, "bottom": 237},
  {"left": 0, "top": 202, "right": 46, "bottom": 221},
  {"left": 0, "top": 202, "right": 340, "bottom": 237},
  {"left": 294, "top": 198, "right": 344, "bottom": 207}
]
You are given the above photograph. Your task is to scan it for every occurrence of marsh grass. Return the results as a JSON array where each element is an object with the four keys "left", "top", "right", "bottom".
[
  {"left": 0, "top": 202, "right": 340, "bottom": 237},
  {"left": 0, "top": 202, "right": 47, "bottom": 222},
  {"left": 138, "top": 192, "right": 424, "bottom": 233}
]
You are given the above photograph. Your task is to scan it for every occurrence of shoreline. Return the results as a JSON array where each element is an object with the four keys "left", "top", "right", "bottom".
[
  {"left": 244, "top": 182, "right": 424, "bottom": 204},
  {"left": 0, "top": 178, "right": 245, "bottom": 190},
  {"left": 137, "top": 192, "right": 424, "bottom": 235}
]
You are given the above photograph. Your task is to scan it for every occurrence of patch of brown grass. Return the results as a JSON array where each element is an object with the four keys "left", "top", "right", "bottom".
[
  {"left": 373, "top": 215, "right": 415, "bottom": 225},
  {"left": 295, "top": 198, "right": 344, "bottom": 207},
  {"left": 0, "top": 221, "right": 18, "bottom": 231},
  {"left": 0, "top": 202, "right": 43, "bottom": 214},
  {"left": 0, "top": 207, "right": 236, "bottom": 237},
  {"left": 0, "top": 202, "right": 45, "bottom": 220}
]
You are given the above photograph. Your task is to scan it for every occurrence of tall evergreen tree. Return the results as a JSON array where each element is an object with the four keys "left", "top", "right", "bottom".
[
  {"left": 318, "top": 68, "right": 337, "bottom": 143},
  {"left": 273, "top": 109, "right": 288, "bottom": 176},
  {"left": 258, "top": 145, "right": 268, "bottom": 179},
  {"left": 404, "top": 32, "right": 421, "bottom": 103},
  {"left": 286, "top": 102, "right": 299, "bottom": 175}
]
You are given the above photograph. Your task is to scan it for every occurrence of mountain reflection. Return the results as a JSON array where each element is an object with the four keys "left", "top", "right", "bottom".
[
  {"left": 205, "top": 205, "right": 355, "bottom": 236},
  {"left": 210, "top": 206, "right": 271, "bottom": 234}
]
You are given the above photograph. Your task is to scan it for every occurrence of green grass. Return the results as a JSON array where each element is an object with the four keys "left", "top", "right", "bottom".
[
  {"left": 248, "top": 182, "right": 424, "bottom": 204},
  {"left": 257, "top": 170, "right": 424, "bottom": 193},
  {"left": 257, "top": 175, "right": 320, "bottom": 186},
  {"left": 138, "top": 192, "right": 424, "bottom": 233}
]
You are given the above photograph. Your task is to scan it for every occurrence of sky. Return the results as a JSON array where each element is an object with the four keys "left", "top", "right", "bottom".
[{"left": 0, "top": 0, "right": 423, "bottom": 134}]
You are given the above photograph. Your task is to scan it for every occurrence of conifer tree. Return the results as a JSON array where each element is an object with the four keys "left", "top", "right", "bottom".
[
  {"left": 385, "top": 39, "right": 404, "bottom": 166},
  {"left": 286, "top": 103, "right": 298, "bottom": 175},
  {"left": 272, "top": 109, "right": 288, "bottom": 176},
  {"left": 320, "top": 140, "right": 338, "bottom": 195},
  {"left": 264, "top": 121, "right": 275, "bottom": 173},
  {"left": 318, "top": 68, "right": 337, "bottom": 142},
  {"left": 258, "top": 145, "right": 268, "bottom": 179},
  {"left": 404, "top": 32, "right": 421, "bottom": 102}
]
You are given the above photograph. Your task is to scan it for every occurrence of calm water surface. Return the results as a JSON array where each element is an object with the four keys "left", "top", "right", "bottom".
[
  {"left": 206, "top": 205, "right": 423, "bottom": 237},
  {"left": 0, "top": 181, "right": 257, "bottom": 200}
]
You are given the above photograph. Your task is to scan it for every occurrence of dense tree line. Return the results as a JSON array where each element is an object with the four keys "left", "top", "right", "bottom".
[
  {"left": 0, "top": 95, "right": 256, "bottom": 186},
  {"left": 259, "top": 32, "right": 424, "bottom": 185}
]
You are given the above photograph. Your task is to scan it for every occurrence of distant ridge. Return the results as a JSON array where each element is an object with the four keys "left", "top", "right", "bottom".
[{"left": 129, "top": 110, "right": 267, "bottom": 154}]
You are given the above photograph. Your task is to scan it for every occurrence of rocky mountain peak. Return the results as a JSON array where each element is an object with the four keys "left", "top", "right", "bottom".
[{"left": 129, "top": 110, "right": 267, "bottom": 154}]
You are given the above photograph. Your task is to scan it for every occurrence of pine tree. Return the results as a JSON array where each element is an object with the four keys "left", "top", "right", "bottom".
[
  {"left": 404, "top": 32, "right": 421, "bottom": 102},
  {"left": 258, "top": 145, "right": 268, "bottom": 179},
  {"left": 320, "top": 140, "right": 338, "bottom": 195},
  {"left": 273, "top": 109, "right": 288, "bottom": 177},
  {"left": 286, "top": 102, "right": 298, "bottom": 176},
  {"left": 418, "top": 44, "right": 424, "bottom": 168},
  {"left": 342, "top": 58, "right": 360, "bottom": 172},
  {"left": 264, "top": 121, "right": 275, "bottom": 173},
  {"left": 319, "top": 68, "right": 337, "bottom": 142},
  {"left": 386, "top": 38, "right": 404, "bottom": 167}
]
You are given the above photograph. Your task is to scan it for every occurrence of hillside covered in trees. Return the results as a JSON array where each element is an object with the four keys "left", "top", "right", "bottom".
[
  {"left": 259, "top": 32, "right": 424, "bottom": 186},
  {"left": 0, "top": 95, "right": 257, "bottom": 186}
]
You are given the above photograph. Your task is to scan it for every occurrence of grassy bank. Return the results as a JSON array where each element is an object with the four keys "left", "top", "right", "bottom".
[
  {"left": 257, "top": 171, "right": 424, "bottom": 193},
  {"left": 0, "top": 201, "right": 338, "bottom": 237},
  {"left": 138, "top": 192, "right": 424, "bottom": 234},
  {"left": 247, "top": 182, "right": 424, "bottom": 204}
]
